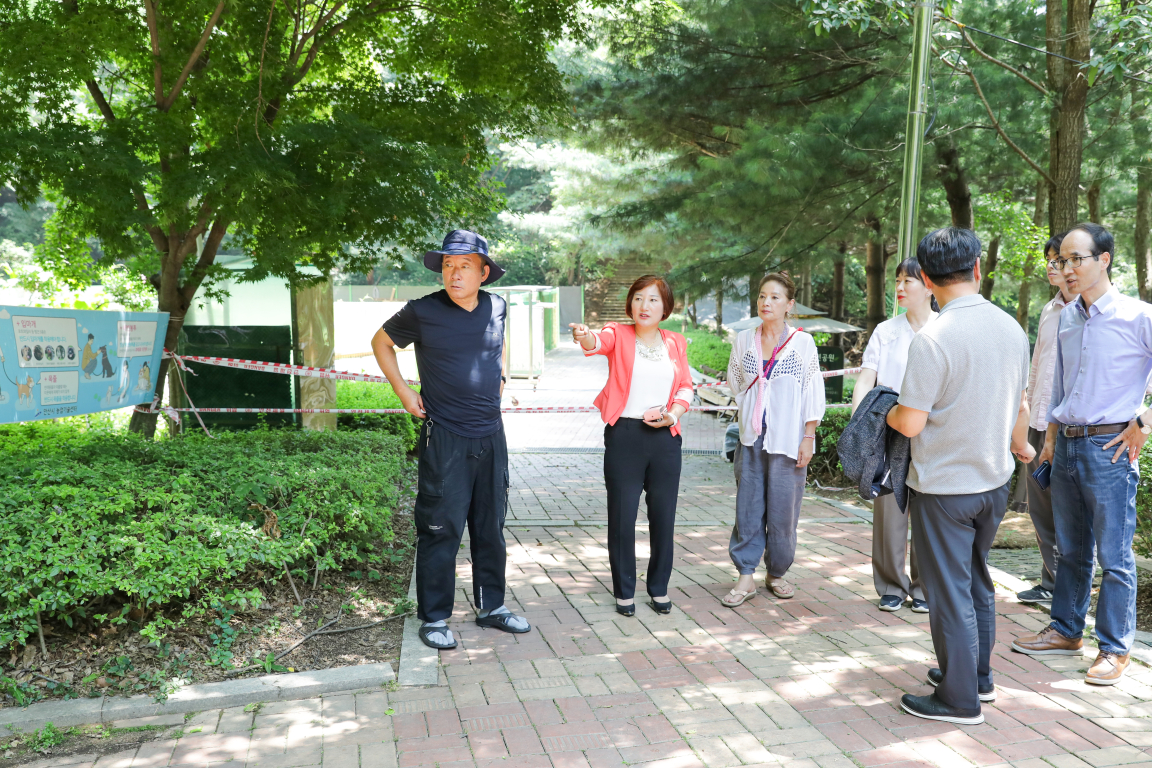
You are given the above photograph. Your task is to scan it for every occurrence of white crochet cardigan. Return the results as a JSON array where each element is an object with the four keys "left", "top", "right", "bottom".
[{"left": 726, "top": 325, "right": 826, "bottom": 460}]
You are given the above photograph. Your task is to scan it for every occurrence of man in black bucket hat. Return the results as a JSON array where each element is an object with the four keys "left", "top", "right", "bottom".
[{"left": 371, "top": 229, "right": 530, "bottom": 650}]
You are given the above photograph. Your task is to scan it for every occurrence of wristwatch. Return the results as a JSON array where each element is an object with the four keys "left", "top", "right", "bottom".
[{"left": 1137, "top": 410, "right": 1152, "bottom": 435}]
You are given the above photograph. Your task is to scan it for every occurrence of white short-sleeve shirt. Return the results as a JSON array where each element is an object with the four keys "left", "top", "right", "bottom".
[{"left": 860, "top": 312, "right": 938, "bottom": 392}]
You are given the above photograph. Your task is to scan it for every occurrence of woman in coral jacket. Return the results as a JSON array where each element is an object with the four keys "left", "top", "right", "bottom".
[{"left": 570, "top": 275, "right": 694, "bottom": 617}]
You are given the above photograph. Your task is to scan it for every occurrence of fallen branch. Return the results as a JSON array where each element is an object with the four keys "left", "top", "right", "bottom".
[
  {"left": 221, "top": 612, "right": 411, "bottom": 677},
  {"left": 284, "top": 564, "right": 304, "bottom": 607}
]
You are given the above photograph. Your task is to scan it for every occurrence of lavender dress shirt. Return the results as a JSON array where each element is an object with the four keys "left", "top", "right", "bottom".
[{"left": 1047, "top": 288, "right": 1152, "bottom": 426}]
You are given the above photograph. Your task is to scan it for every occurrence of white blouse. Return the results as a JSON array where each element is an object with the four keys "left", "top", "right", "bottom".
[
  {"left": 621, "top": 341, "right": 675, "bottom": 418},
  {"left": 860, "top": 312, "right": 937, "bottom": 392},
  {"left": 727, "top": 327, "right": 826, "bottom": 460}
]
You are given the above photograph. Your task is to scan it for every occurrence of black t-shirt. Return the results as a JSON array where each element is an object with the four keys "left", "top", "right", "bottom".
[{"left": 383, "top": 290, "right": 506, "bottom": 438}]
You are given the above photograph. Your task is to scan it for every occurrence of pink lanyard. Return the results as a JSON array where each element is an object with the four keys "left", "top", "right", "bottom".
[{"left": 752, "top": 328, "right": 799, "bottom": 435}]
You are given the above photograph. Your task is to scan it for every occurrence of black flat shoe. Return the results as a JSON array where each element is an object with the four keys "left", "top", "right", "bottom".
[
  {"left": 615, "top": 603, "right": 636, "bottom": 617},
  {"left": 900, "top": 693, "right": 983, "bottom": 725},
  {"left": 649, "top": 600, "right": 672, "bottom": 615},
  {"left": 927, "top": 668, "right": 995, "bottom": 701},
  {"left": 475, "top": 612, "right": 531, "bottom": 634},
  {"left": 419, "top": 624, "right": 458, "bottom": 650}
]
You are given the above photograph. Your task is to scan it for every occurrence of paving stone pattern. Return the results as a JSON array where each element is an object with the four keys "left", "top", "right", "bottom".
[{"left": 27, "top": 348, "right": 1152, "bottom": 768}]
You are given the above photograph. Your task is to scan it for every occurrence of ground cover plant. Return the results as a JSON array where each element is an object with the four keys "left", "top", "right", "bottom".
[
  {"left": 0, "top": 417, "right": 414, "bottom": 704},
  {"left": 334, "top": 380, "right": 418, "bottom": 450}
]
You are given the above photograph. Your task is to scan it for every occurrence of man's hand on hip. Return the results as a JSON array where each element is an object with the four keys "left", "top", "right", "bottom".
[
  {"left": 397, "top": 387, "right": 426, "bottom": 419},
  {"left": 1102, "top": 420, "right": 1149, "bottom": 464}
]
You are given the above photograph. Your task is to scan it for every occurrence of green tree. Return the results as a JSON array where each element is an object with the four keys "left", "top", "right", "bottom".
[{"left": 0, "top": 0, "right": 586, "bottom": 435}]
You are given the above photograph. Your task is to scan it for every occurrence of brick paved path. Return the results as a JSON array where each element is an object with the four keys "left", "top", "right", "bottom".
[
  {"left": 34, "top": 351, "right": 1152, "bottom": 768},
  {"left": 52, "top": 454, "right": 1152, "bottom": 768}
]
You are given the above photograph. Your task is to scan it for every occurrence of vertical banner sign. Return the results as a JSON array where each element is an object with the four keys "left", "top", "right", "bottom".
[
  {"left": 817, "top": 346, "right": 845, "bottom": 404},
  {"left": 0, "top": 306, "right": 170, "bottom": 424}
]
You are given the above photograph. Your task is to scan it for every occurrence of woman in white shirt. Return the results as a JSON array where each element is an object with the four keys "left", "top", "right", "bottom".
[
  {"left": 851, "top": 257, "right": 938, "bottom": 614},
  {"left": 721, "top": 273, "right": 826, "bottom": 606}
]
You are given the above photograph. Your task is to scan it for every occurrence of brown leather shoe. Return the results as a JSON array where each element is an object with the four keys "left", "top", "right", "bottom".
[
  {"left": 1011, "top": 626, "right": 1084, "bottom": 656},
  {"left": 1086, "top": 651, "right": 1130, "bottom": 686}
]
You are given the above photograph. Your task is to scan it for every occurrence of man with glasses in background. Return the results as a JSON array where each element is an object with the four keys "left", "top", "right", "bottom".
[
  {"left": 1012, "top": 223, "right": 1152, "bottom": 685},
  {"left": 1015, "top": 232, "right": 1076, "bottom": 606}
]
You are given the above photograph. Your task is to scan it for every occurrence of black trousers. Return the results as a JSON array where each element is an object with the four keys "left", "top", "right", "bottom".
[
  {"left": 909, "top": 481, "right": 1009, "bottom": 712},
  {"left": 603, "top": 419, "right": 682, "bottom": 600},
  {"left": 414, "top": 418, "right": 509, "bottom": 622}
]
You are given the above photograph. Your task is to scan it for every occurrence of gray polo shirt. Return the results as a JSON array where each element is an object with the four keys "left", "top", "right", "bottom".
[{"left": 898, "top": 293, "right": 1029, "bottom": 495}]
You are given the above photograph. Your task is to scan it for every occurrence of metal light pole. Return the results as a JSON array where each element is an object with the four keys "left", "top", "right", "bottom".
[{"left": 893, "top": 1, "right": 935, "bottom": 317}]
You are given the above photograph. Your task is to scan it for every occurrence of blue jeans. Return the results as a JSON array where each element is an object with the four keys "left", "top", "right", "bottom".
[{"left": 1050, "top": 433, "right": 1139, "bottom": 655}]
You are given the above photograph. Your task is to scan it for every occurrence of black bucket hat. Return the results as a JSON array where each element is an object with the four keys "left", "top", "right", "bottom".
[{"left": 422, "top": 229, "right": 505, "bottom": 286}]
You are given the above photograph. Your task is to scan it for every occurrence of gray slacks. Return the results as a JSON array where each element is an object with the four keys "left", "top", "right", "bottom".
[
  {"left": 730, "top": 435, "right": 807, "bottom": 578},
  {"left": 1024, "top": 426, "right": 1058, "bottom": 591},
  {"left": 872, "top": 493, "right": 924, "bottom": 601},
  {"left": 909, "top": 482, "right": 1009, "bottom": 713}
]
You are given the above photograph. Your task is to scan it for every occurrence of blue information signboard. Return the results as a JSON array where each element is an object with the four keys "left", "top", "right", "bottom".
[{"left": 0, "top": 306, "right": 170, "bottom": 424}]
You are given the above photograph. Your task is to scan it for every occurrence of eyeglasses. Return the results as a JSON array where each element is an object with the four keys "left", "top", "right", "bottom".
[{"left": 1047, "top": 254, "right": 1100, "bottom": 271}]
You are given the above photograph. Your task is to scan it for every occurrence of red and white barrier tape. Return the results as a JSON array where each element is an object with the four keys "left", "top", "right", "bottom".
[
  {"left": 162, "top": 350, "right": 860, "bottom": 387},
  {"left": 163, "top": 403, "right": 852, "bottom": 414}
]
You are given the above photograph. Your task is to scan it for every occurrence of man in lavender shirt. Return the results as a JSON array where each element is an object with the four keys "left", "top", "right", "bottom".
[
  {"left": 1016, "top": 232, "right": 1075, "bottom": 605},
  {"left": 1012, "top": 223, "right": 1152, "bottom": 686}
]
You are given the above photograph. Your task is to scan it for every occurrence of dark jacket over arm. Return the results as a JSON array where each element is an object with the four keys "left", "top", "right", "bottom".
[{"left": 836, "top": 386, "right": 911, "bottom": 512}]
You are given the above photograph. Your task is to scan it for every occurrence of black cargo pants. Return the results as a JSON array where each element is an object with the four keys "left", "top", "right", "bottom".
[{"left": 414, "top": 417, "right": 509, "bottom": 622}]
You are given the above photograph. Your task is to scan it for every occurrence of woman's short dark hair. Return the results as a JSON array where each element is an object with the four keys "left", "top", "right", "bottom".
[
  {"left": 625, "top": 275, "right": 675, "bottom": 321},
  {"left": 916, "top": 227, "right": 982, "bottom": 286},
  {"left": 896, "top": 258, "right": 941, "bottom": 313},
  {"left": 1044, "top": 232, "right": 1065, "bottom": 259}
]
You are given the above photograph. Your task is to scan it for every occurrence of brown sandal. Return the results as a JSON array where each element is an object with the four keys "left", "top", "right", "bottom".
[
  {"left": 767, "top": 580, "right": 795, "bottom": 599},
  {"left": 721, "top": 589, "right": 757, "bottom": 608}
]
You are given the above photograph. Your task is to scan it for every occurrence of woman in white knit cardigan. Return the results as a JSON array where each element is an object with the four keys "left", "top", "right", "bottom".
[{"left": 721, "top": 272, "right": 825, "bottom": 607}]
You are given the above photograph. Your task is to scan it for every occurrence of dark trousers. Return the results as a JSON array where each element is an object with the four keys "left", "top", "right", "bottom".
[
  {"left": 414, "top": 418, "right": 509, "bottom": 622},
  {"left": 909, "top": 482, "right": 1009, "bottom": 712},
  {"left": 604, "top": 419, "right": 682, "bottom": 600},
  {"left": 1024, "top": 427, "right": 1058, "bottom": 591}
]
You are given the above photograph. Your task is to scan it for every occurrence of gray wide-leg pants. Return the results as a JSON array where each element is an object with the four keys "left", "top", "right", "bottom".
[
  {"left": 1024, "top": 426, "right": 1058, "bottom": 591},
  {"left": 872, "top": 493, "right": 924, "bottom": 601},
  {"left": 730, "top": 435, "right": 806, "bottom": 577},
  {"left": 909, "top": 482, "right": 1009, "bottom": 713}
]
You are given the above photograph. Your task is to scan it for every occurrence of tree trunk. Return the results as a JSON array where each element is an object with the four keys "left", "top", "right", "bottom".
[
  {"left": 1016, "top": 259, "right": 1035, "bottom": 332},
  {"left": 831, "top": 243, "right": 846, "bottom": 347},
  {"left": 1019, "top": 177, "right": 1048, "bottom": 329},
  {"left": 687, "top": 293, "right": 698, "bottom": 328},
  {"left": 715, "top": 285, "right": 724, "bottom": 336},
  {"left": 1137, "top": 168, "right": 1152, "bottom": 303},
  {"left": 980, "top": 236, "right": 1000, "bottom": 301},
  {"left": 1135, "top": 90, "right": 1152, "bottom": 302},
  {"left": 864, "top": 216, "right": 885, "bottom": 341},
  {"left": 935, "top": 140, "right": 975, "bottom": 229},
  {"left": 799, "top": 263, "right": 812, "bottom": 308},
  {"left": 749, "top": 273, "right": 759, "bottom": 318},
  {"left": 1087, "top": 179, "right": 1102, "bottom": 223},
  {"left": 1049, "top": 0, "right": 1092, "bottom": 233}
]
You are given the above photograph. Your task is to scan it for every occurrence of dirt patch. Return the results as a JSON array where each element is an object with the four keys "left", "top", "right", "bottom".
[
  {"left": 1, "top": 465, "right": 416, "bottom": 710},
  {"left": 993, "top": 510, "right": 1039, "bottom": 549},
  {"left": 4, "top": 722, "right": 192, "bottom": 767}
]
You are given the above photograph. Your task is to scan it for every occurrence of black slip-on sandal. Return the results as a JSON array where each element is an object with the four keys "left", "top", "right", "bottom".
[
  {"left": 649, "top": 600, "right": 672, "bottom": 615},
  {"left": 475, "top": 612, "right": 531, "bottom": 633},
  {"left": 419, "top": 624, "right": 458, "bottom": 650}
]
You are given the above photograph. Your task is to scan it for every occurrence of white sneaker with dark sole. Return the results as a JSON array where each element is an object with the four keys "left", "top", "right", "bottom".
[{"left": 900, "top": 694, "right": 984, "bottom": 725}]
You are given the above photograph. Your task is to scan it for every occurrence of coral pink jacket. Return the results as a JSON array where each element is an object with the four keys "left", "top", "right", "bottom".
[{"left": 584, "top": 322, "right": 695, "bottom": 437}]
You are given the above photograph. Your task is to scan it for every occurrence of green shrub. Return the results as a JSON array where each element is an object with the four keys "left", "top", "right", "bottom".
[
  {"left": 0, "top": 420, "right": 408, "bottom": 648},
  {"left": 810, "top": 408, "right": 851, "bottom": 485},
  {"left": 334, "top": 380, "right": 418, "bottom": 450},
  {"left": 661, "top": 322, "right": 733, "bottom": 373}
]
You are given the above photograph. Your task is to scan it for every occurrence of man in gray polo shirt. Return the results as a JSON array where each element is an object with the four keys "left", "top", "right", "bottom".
[{"left": 886, "top": 227, "right": 1034, "bottom": 725}]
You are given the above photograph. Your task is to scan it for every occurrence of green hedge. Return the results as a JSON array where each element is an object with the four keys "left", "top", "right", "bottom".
[
  {"left": 0, "top": 420, "right": 408, "bottom": 648},
  {"left": 661, "top": 322, "right": 733, "bottom": 373},
  {"left": 1134, "top": 441, "right": 1152, "bottom": 558},
  {"left": 335, "top": 380, "right": 419, "bottom": 451},
  {"left": 811, "top": 408, "right": 851, "bottom": 485}
]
